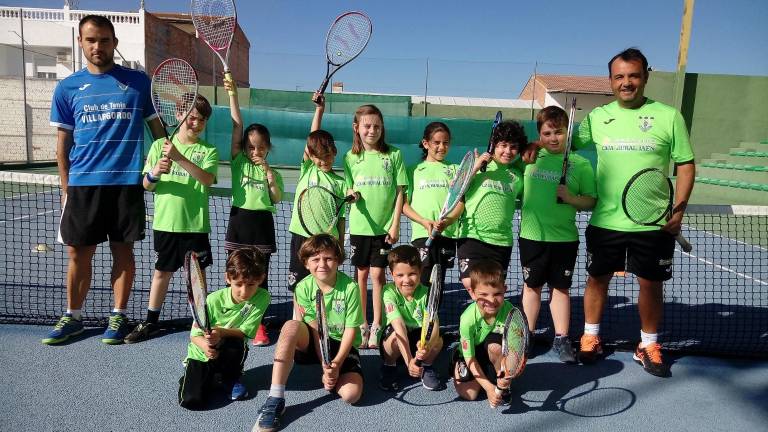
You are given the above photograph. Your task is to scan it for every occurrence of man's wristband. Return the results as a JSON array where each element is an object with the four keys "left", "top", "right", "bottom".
[{"left": 146, "top": 172, "right": 159, "bottom": 183}]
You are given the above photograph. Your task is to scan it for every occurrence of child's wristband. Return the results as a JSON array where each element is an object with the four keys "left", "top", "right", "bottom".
[{"left": 146, "top": 172, "right": 159, "bottom": 183}]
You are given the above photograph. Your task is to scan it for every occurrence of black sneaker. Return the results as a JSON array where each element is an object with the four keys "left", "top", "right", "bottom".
[
  {"left": 255, "top": 396, "right": 286, "bottom": 432},
  {"left": 123, "top": 322, "right": 161, "bottom": 344},
  {"left": 378, "top": 364, "right": 400, "bottom": 391},
  {"left": 421, "top": 365, "right": 440, "bottom": 390},
  {"left": 552, "top": 335, "right": 577, "bottom": 364}
]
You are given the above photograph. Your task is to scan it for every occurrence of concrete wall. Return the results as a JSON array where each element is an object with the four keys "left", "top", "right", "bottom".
[{"left": 0, "top": 77, "right": 58, "bottom": 163}]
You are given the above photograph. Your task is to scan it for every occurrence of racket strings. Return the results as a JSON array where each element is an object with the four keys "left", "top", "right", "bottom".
[
  {"left": 441, "top": 152, "right": 475, "bottom": 214},
  {"left": 503, "top": 311, "right": 528, "bottom": 375},
  {"left": 299, "top": 188, "right": 337, "bottom": 234},
  {"left": 624, "top": 171, "right": 672, "bottom": 223},
  {"left": 188, "top": 259, "right": 208, "bottom": 328},
  {"left": 191, "top": 0, "right": 236, "bottom": 50},
  {"left": 152, "top": 59, "right": 198, "bottom": 129},
  {"left": 326, "top": 14, "right": 371, "bottom": 64}
]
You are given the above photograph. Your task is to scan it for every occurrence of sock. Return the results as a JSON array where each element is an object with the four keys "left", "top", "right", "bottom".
[
  {"left": 555, "top": 333, "right": 567, "bottom": 339},
  {"left": 112, "top": 308, "right": 127, "bottom": 316},
  {"left": 146, "top": 308, "right": 161, "bottom": 324},
  {"left": 66, "top": 309, "right": 82, "bottom": 320},
  {"left": 640, "top": 331, "right": 658, "bottom": 348},
  {"left": 584, "top": 323, "right": 600, "bottom": 336},
  {"left": 269, "top": 384, "right": 285, "bottom": 399}
]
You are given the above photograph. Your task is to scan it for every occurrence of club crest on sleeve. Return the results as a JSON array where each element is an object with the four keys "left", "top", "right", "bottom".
[
  {"left": 461, "top": 338, "right": 468, "bottom": 352},
  {"left": 638, "top": 116, "right": 654, "bottom": 132},
  {"left": 385, "top": 302, "right": 395, "bottom": 314}
]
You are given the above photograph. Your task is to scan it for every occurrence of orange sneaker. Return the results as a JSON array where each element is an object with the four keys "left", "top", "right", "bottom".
[
  {"left": 634, "top": 342, "right": 670, "bottom": 377},
  {"left": 578, "top": 334, "right": 603, "bottom": 364},
  {"left": 253, "top": 323, "right": 270, "bottom": 346}
]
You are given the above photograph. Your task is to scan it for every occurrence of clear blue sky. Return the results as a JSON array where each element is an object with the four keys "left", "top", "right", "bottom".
[{"left": 6, "top": 0, "right": 768, "bottom": 98}]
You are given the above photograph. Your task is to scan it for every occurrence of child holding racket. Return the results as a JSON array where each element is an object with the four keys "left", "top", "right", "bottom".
[
  {"left": 223, "top": 77, "right": 284, "bottom": 346},
  {"left": 379, "top": 245, "right": 443, "bottom": 391},
  {"left": 452, "top": 260, "right": 516, "bottom": 407},
  {"left": 519, "top": 106, "right": 595, "bottom": 363},
  {"left": 456, "top": 120, "right": 527, "bottom": 294},
  {"left": 403, "top": 122, "right": 459, "bottom": 286},
  {"left": 124, "top": 95, "right": 219, "bottom": 344},
  {"left": 178, "top": 247, "right": 270, "bottom": 408},
  {"left": 344, "top": 104, "right": 408, "bottom": 349},
  {"left": 255, "top": 234, "right": 363, "bottom": 432}
]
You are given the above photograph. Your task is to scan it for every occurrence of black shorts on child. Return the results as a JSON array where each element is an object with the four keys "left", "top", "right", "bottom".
[
  {"left": 518, "top": 238, "right": 579, "bottom": 288},
  {"left": 154, "top": 231, "right": 212, "bottom": 272}
]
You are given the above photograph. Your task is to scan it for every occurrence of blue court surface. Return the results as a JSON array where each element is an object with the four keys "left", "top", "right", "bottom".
[{"left": 1, "top": 323, "right": 766, "bottom": 432}]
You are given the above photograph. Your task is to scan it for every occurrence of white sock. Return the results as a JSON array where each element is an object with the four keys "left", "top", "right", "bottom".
[
  {"left": 584, "top": 323, "right": 600, "bottom": 336},
  {"left": 269, "top": 384, "right": 285, "bottom": 399},
  {"left": 67, "top": 309, "right": 82, "bottom": 320},
  {"left": 112, "top": 308, "right": 127, "bottom": 315},
  {"left": 640, "top": 331, "right": 658, "bottom": 347}
]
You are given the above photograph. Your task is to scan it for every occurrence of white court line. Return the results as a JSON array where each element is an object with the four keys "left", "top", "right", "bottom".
[
  {"left": 677, "top": 249, "right": 768, "bottom": 286},
  {"left": 683, "top": 223, "right": 767, "bottom": 252},
  {"left": 0, "top": 209, "right": 57, "bottom": 224}
]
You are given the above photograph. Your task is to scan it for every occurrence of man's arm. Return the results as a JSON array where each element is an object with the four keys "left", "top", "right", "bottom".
[
  {"left": 664, "top": 161, "right": 695, "bottom": 234},
  {"left": 55, "top": 128, "right": 73, "bottom": 201},
  {"left": 146, "top": 117, "right": 166, "bottom": 141}
]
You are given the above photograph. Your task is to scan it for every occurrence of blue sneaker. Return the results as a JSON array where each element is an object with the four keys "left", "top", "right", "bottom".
[
  {"left": 254, "top": 396, "right": 286, "bottom": 432},
  {"left": 230, "top": 380, "right": 249, "bottom": 401},
  {"left": 42, "top": 314, "right": 84, "bottom": 345},
  {"left": 101, "top": 313, "right": 129, "bottom": 345},
  {"left": 421, "top": 365, "right": 440, "bottom": 390}
]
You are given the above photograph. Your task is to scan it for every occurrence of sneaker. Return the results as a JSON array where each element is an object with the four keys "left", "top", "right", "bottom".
[
  {"left": 123, "top": 321, "right": 161, "bottom": 344},
  {"left": 42, "top": 314, "right": 84, "bottom": 345},
  {"left": 552, "top": 335, "right": 577, "bottom": 364},
  {"left": 358, "top": 324, "right": 370, "bottom": 349},
  {"left": 230, "top": 380, "right": 249, "bottom": 400},
  {"left": 253, "top": 323, "right": 270, "bottom": 346},
  {"left": 367, "top": 325, "right": 381, "bottom": 349},
  {"left": 101, "top": 313, "right": 130, "bottom": 345},
  {"left": 578, "top": 334, "right": 603, "bottom": 364},
  {"left": 421, "top": 365, "right": 440, "bottom": 390},
  {"left": 379, "top": 364, "right": 400, "bottom": 391},
  {"left": 254, "top": 396, "right": 286, "bottom": 432},
  {"left": 633, "top": 343, "right": 670, "bottom": 377}
]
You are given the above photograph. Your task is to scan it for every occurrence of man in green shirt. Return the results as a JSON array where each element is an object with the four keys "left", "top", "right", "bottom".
[{"left": 575, "top": 48, "right": 695, "bottom": 377}]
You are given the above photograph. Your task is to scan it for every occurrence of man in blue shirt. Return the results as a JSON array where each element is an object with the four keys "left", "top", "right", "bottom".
[{"left": 43, "top": 15, "right": 166, "bottom": 345}]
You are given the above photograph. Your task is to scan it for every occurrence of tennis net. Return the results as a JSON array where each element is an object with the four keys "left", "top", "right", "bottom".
[{"left": 1, "top": 171, "right": 766, "bottom": 357}]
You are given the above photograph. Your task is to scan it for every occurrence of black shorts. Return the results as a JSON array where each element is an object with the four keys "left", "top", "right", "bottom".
[
  {"left": 378, "top": 325, "right": 421, "bottom": 362},
  {"left": 457, "top": 238, "right": 513, "bottom": 280},
  {"left": 518, "top": 238, "right": 579, "bottom": 288},
  {"left": 451, "top": 333, "right": 501, "bottom": 383},
  {"left": 178, "top": 338, "right": 248, "bottom": 409},
  {"left": 413, "top": 237, "right": 456, "bottom": 286},
  {"left": 585, "top": 225, "right": 675, "bottom": 282},
  {"left": 294, "top": 322, "right": 363, "bottom": 377},
  {"left": 154, "top": 231, "right": 212, "bottom": 272},
  {"left": 59, "top": 185, "right": 145, "bottom": 246},
  {"left": 225, "top": 207, "right": 276, "bottom": 253},
  {"left": 350, "top": 234, "right": 391, "bottom": 268},
  {"left": 288, "top": 233, "right": 310, "bottom": 292}
]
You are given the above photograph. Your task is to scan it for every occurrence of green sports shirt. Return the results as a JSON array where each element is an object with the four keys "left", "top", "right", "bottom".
[
  {"left": 382, "top": 282, "right": 429, "bottom": 330},
  {"left": 520, "top": 149, "right": 596, "bottom": 241},
  {"left": 230, "top": 152, "right": 284, "bottom": 213},
  {"left": 185, "top": 286, "right": 270, "bottom": 363},
  {"left": 295, "top": 271, "right": 364, "bottom": 347},
  {"left": 458, "top": 160, "right": 523, "bottom": 246},
  {"left": 406, "top": 160, "right": 460, "bottom": 241},
  {"left": 288, "top": 159, "right": 348, "bottom": 239},
  {"left": 143, "top": 136, "right": 218, "bottom": 233},
  {"left": 458, "top": 300, "right": 513, "bottom": 359},
  {"left": 344, "top": 147, "right": 408, "bottom": 235},
  {"left": 574, "top": 99, "right": 695, "bottom": 232}
]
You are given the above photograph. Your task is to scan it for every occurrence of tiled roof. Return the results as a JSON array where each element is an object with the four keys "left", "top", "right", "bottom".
[{"left": 535, "top": 74, "right": 611, "bottom": 94}]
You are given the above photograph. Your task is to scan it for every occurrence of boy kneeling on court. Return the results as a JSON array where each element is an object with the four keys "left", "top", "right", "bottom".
[
  {"left": 452, "top": 260, "right": 515, "bottom": 408},
  {"left": 255, "top": 234, "right": 364, "bottom": 432},
  {"left": 179, "top": 247, "right": 271, "bottom": 409},
  {"left": 379, "top": 245, "right": 443, "bottom": 391}
]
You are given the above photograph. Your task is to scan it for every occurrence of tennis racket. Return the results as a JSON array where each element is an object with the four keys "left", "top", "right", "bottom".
[
  {"left": 480, "top": 111, "right": 503, "bottom": 172},
  {"left": 621, "top": 167, "right": 693, "bottom": 252},
  {"left": 297, "top": 186, "right": 359, "bottom": 235},
  {"left": 151, "top": 58, "right": 199, "bottom": 140},
  {"left": 184, "top": 251, "right": 210, "bottom": 334},
  {"left": 190, "top": 0, "right": 237, "bottom": 96},
  {"left": 495, "top": 305, "right": 530, "bottom": 397},
  {"left": 315, "top": 289, "right": 332, "bottom": 366},
  {"left": 557, "top": 97, "right": 577, "bottom": 204},
  {"left": 316, "top": 11, "right": 372, "bottom": 96},
  {"left": 415, "top": 264, "right": 442, "bottom": 367},
  {"left": 425, "top": 150, "right": 475, "bottom": 247}
]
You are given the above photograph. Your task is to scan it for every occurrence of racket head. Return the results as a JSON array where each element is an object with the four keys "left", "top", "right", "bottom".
[
  {"left": 315, "top": 289, "right": 331, "bottom": 365},
  {"left": 500, "top": 306, "right": 530, "bottom": 379},
  {"left": 184, "top": 251, "right": 209, "bottom": 332},
  {"left": 621, "top": 168, "right": 674, "bottom": 225},
  {"left": 481, "top": 111, "right": 503, "bottom": 172},
  {"left": 190, "top": 0, "right": 237, "bottom": 52},
  {"left": 325, "top": 11, "right": 372, "bottom": 66},
  {"left": 297, "top": 185, "right": 341, "bottom": 235},
  {"left": 151, "top": 58, "right": 199, "bottom": 136},
  {"left": 439, "top": 151, "right": 476, "bottom": 218}
]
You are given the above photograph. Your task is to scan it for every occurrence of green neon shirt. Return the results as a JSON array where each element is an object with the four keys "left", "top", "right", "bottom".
[
  {"left": 458, "top": 300, "right": 512, "bottom": 359},
  {"left": 382, "top": 282, "right": 429, "bottom": 330},
  {"left": 295, "top": 271, "right": 364, "bottom": 346},
  {"left": 230, "top": 152, "right": 284, "bottom": 213},
  {"left": 407, "top": 160, "right": 460, "bottom": 241}
]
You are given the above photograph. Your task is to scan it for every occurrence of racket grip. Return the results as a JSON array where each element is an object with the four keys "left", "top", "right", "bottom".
[
  {"left": 224, "top": 71, "right": 235, "bottom": 96},
  {"left": 494, "top": 386, "right": 503, "bottom": 396},
  {"left": 480, "top": 161, "right": 488, "bottom": 173},
  {"left": 425, "top": 228, "right": 440, "bottom": 247},
  {"left": 318, "top": 77, "right": 331, "bottom": 95},
  {"left": 675, "top": 232, "right": 693, "bottom": 252}
]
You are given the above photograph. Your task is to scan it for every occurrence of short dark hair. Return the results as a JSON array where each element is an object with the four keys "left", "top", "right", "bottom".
[
  {"left": 226, "top": 247, "right": 268, "bottom": 282},
  {"left": 608, "top": 48, "right": 649, "bottom": 77},
  {"left": 536, "top": 106, "right": 568, "bottom": 132},
  {"left": 306, "top": 130, "right": 337, "bottom": 159},
  {"left": 192, "top": 95, "right": 212, "bottom": 119},
  {"left": 387, "top": 245, "right": 422, "bottom": 270},
  {"left": 78, "top": 15, "right": 116, "bottom": 39},
  {"left": 469, "top": 259, "right": 505, "bottom": 290},
  {"left": 492, "top": 120, "right": 528, "bottom": 153},
  {"left": 298, "top": 234, "right": 345, "bottom": 264}
]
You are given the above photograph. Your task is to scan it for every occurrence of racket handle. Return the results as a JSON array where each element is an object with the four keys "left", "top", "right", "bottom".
[
  {"left": 425, "top": 228, "right": 440, "bottom": 247},
  {"left": 480, "top": 161, "right": 488, "bottom": 173},
  {"left": 675, "top": 232, "right": 693, "bottom": 252},
  {"left": 224, "top": 71, "right": 234, "bottom": 96},
  {"left": 494, "top": 386, "right": 503, "bottom": 396},
  {"left": 318, "top": 77, "right": 331, "bottom": 95},
  {"left": 415, "top": 359, "right": 423, "bottom": 367}
]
